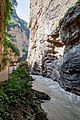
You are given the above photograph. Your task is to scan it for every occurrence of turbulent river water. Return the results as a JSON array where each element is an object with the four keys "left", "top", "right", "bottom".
[{"left": 32, "top": 75, "right": 80, "bottom": 120}]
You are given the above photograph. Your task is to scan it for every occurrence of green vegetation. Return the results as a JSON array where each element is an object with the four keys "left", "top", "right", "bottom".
[
  {"left": 9, "top": 41, "right": 20, "bottom": 56},
  {"left": 0, "top": 63, "right": 32, "bottom": 119},
  {"left": 8, "top": 19, "right": 21, "bottom": 27},
  {"left": 1, "top": 35, "right": 20, "bottom": 69},
  {"left": 75, "top": 0, "right": 80, "bottom": 6},
  {"left": 0, "top": 0, "right": 13, "bottom": 70},
  {"left": 7, "top": 10, "right": 30, "bottom": 39},
  {"left": 1, "top": 0, "right": 29, "bottom": 69},
  {"left": 0, "top": 62, "right": 50, "bottom": 120},
  {"left": 1, "top": 53, "right": 9, "bottom": 70},
  {"left": 1, "top": 36, "right": 9, "bottom": 69},
  {"left": 3, "top": 0, "right": 12, "bottom": 30}
]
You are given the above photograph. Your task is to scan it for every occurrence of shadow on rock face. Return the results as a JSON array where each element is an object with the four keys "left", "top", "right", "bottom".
[{"left": 59, "top": 2, "right": 80, "bottom": 95}]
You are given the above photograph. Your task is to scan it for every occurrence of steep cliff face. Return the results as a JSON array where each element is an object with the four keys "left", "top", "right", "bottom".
[
  {"left": 0, "top": 0, "right": 4, "bottom": 70},
  {"left": 28, "top": 0, "right": 80, "bottom": 93},
  {"left": 0, "top": 0, "right": 12, "bottom": 70},
  {"left": 7, "top": 0, "right": 30, "bottom": 59},
  {"left": 28, "top": 0, "right": 77, "bottom": 74},
  {"left": 59, "top": 1, "right": 80, "bottom": 93}
]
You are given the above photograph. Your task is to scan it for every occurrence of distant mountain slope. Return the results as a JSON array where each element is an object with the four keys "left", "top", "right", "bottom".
[{"left": 7, "top": 0, "right": 30, "bottom": 61}]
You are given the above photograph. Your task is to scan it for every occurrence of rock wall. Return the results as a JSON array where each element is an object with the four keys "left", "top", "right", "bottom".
[
  {"left": 7, "top": 24, "right": 29, "bottom": 58},
  {"left": 28, "top": 0, "right": 77, "bottom": 74},
  {"left": 59, "top": 2, "right": 80, "bottom": 93},
  {"left": 28, "top": 0, "right": 80, "bottom": 93},
  {"left": 0, "top": 0, "right": 4, "bottom": 70},
  {"left": 7, "top": 0, "right": 30, "bottom": 60}
]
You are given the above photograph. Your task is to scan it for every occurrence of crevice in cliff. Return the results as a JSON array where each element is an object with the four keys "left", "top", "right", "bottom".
[{"left": 42, "top": 30, "right": 65, "bottom": 78}]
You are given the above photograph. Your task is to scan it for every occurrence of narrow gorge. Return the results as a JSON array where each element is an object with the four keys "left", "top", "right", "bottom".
[
  {"left": 28, "top": 0, "right": 80, "bottom": 95},
  {"left": 0, "top": 0, "right": 80, "bottom": 120}
]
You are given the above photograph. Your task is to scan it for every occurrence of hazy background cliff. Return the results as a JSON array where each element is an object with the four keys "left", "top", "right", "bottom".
[{"left": 7, "top": 0, "right": 30, "bottom": 61}]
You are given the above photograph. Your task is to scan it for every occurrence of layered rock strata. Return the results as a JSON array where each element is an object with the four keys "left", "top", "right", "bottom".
[
  {"left": 28, "top": 0, "right": 77, "bottom": 75},
  {"left": 59, "top": 2, "right": 80, "bottom": 93},
  {"left": 28, "top": 0, "right": 80, "bottom": 93}
]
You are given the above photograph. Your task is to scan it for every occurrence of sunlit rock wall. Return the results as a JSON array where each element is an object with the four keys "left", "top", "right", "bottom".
[{"left": 28, "top": 0, "right": 77, "bottom": 77}]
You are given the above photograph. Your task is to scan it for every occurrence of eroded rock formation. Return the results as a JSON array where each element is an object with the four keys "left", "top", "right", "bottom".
[
  {"left": 59, "top": 2, "right": 80, "bottom": 93},
  {"left": 28, "top": 0, "right": 80, "bottom": 94}
]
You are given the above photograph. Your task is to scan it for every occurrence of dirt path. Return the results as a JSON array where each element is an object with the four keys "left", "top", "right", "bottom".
[
  {"left": 0, "top": 68, "right": 8, "bottom": 82},
  {"left": 0, "top": 66, "right": 15, "bottom": 82}
]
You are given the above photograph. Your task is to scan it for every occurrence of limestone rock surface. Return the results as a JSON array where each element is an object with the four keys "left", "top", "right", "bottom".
[
  {"left": 28, "top": 0, "right": 80, "bottom": 94},
  {"left": 28, "top": 0, "right": 77, "bottom": 75},
  {"left": 59, "top": 3, "right": 80, "bottom": 93}
]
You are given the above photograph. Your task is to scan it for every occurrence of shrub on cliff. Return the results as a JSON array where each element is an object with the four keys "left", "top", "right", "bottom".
[
  {"left": 0, "top": 62, "right": 49, "bottom": 120},
  {"left": 0, "top": 62, "right": 32, "bottom": 120}
]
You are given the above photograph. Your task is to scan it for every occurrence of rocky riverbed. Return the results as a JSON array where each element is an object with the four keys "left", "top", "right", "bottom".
[{"left": 32, "top": 75, "right": 80, "bottom": 120}]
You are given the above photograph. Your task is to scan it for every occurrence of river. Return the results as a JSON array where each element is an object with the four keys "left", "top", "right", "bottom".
[{"left": 32, "top": 75, "right": 80, "bottom": 120}]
